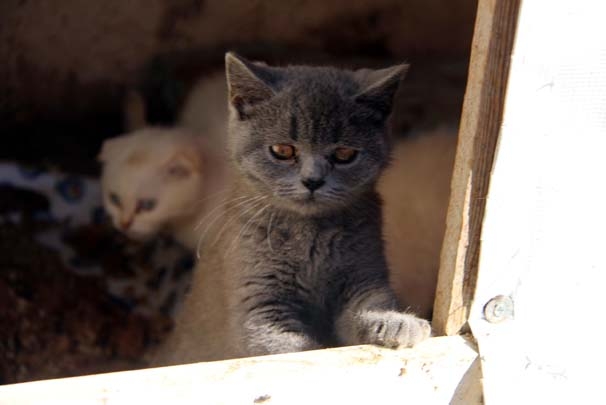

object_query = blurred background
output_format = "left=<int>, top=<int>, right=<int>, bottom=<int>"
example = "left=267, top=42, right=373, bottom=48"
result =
left=1, top=0, right=476, bottom=173
left=0, top=0, right=477, bottom=384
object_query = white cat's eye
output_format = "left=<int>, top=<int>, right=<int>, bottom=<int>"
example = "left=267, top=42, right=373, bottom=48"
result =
left=137, top=198, right=157, bottom=212
left=270, top=144, right=296, bottom=161
left=109, top=192, right=121, bottom=207
left=332, top=147, right=358, bottom=164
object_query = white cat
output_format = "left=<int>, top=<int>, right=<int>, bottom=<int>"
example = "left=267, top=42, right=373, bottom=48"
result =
left=179, top=71, right=229, bottom=148
left=99, top=73, right=229, bottom=249
left=379, top=127, right=457, bottom=319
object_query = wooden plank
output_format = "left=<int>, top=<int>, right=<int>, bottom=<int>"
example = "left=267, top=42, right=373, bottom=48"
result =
left=468, top=0, right=606, bottom=402
left=432, top=0, right=520, bottom=336
left=0, top=336, right=481, bottom=405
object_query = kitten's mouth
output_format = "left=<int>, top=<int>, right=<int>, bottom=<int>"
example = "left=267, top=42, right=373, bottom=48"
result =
left=291, top=191, right=319, bottom=204
left=288, top=192, right=333, bottom=210
left=276, top=192, right=343, bottom=216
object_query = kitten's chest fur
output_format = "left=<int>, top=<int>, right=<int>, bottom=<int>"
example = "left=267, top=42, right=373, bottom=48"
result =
left=228, top=197, right=384, bottom=344
left=246, top=213, right=342, bottom=284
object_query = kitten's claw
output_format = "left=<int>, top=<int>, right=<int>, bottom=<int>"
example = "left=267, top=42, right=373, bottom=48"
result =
left=356, top=310, right=431, bottom=348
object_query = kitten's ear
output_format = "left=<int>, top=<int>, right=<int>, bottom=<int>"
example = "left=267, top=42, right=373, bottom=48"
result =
left=225, top=52, right=276, bottom=119
left=354, top=64, right=409, bottom=116
left=164, top=150, right=201, bottom=179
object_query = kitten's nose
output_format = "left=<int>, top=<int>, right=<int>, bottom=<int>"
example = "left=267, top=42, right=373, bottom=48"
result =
left=301, top=178, right=325, bottom=192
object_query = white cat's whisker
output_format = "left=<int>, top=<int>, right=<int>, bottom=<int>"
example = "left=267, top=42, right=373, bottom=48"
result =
left=195, top=195, right=265, bottom=258
left=210, top=197, right=268, bottom=247
left=227, top=203, right=271, bottom=254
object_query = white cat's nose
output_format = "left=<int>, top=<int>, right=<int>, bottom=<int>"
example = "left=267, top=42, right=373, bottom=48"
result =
left=120, top=218, right=133, bottom=230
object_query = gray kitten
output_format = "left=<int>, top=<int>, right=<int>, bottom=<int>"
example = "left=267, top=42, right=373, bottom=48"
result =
left=155, top=53, right=431, bottom=364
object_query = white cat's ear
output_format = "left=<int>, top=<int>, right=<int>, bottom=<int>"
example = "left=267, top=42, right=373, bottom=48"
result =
left=354, top=64, right=409, bottom=116
left=225, top=52, right=276, bottom=119
left=164, top=151, right=201, bottom=179
left=98, top=137, right=123, bottom=162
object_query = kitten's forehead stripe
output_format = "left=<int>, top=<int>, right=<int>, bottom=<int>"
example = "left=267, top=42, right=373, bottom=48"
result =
left=331, top=120, right=341, bottom=144
left=262, top=69, right=339, bottom=134
left=289, top=114, right=298, bottom=141
left=310, top=115, right=318, bottom=145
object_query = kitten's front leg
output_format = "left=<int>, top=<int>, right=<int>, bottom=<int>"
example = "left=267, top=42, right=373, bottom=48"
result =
left=335, top=282, right=431, bottom=349
left=242, top=323, right=321, bottom=356
left=237, top=279, right=321, bottom=356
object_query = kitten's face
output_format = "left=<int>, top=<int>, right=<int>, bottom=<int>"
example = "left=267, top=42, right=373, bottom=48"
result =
left=225, top=54, right=407, bottom=215
left=99, top=129, right=204, bottom=240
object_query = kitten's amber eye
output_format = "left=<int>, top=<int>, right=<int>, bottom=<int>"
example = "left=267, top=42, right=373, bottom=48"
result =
left=109, top=192, right=121, bottom=207
left=137, top=198, right=157, bottom=213
left=270, top=144, right=296, bottom=161
left=332, top=147, right=358, bottom=164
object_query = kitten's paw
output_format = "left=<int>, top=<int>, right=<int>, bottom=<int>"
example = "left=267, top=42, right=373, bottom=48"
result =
left=356, top=310, right=431, bottom=348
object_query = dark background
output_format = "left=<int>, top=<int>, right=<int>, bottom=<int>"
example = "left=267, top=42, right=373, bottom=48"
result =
left=1, top=0, right=477, bottom=174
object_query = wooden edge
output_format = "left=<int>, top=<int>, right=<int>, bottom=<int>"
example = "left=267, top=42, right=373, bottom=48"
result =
left=432, top=0, right=520, bottom=336
left=0, top=336, right=481, bottom=405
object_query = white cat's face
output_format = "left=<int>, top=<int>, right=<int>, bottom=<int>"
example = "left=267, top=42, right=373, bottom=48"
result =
left=99, top=129, right=205, bottom=241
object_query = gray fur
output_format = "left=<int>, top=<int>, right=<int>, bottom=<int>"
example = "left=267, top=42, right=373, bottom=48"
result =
left=220, top=53, right=430, bottom=356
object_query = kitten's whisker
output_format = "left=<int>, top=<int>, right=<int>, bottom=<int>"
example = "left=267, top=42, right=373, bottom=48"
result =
left=197, top=195, right=264, bottom=244
left=230, top=203, right=271, bottom=253
left=228, top=203, right=271, bottom=254
left=267, top=212, right=275, bottom=252
left=194, top=195, right=251, bottom=231
left=211, top=197, right=268, bottom=247
left=195, top=195, right=264, bottom=258
left=193, top=196, right=232, bottom=231
left=192, top=188, right=232, bottom=207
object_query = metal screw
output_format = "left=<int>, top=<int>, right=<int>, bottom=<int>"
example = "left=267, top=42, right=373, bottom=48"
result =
left=483, top=295, right=514, bottom=323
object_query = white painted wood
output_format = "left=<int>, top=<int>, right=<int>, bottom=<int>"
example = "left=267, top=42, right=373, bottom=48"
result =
left=433, top=0, right=518, bottom=336
left=0, top=336, right=480, bottom=405
left=469, top=0, right=606, bottom=403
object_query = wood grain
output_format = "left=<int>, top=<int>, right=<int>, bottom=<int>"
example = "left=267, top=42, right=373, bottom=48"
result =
left=432, top=0, right=520, bottom=336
